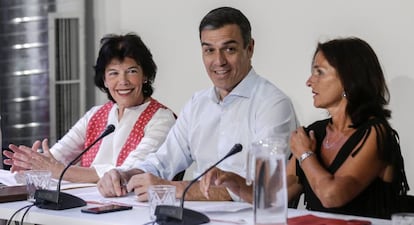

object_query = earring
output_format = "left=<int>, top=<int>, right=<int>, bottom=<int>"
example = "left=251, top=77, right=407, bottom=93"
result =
left=342, top=91, right=347, bottom=97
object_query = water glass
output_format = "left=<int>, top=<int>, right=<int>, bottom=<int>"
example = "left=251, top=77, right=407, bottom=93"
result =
left=24, top=170, right=51, bottom=202
left=148, top=185, right=176, bottom=220
left=392, top=213, right=414, bottom=225
left=247, top=138, right=288, bottom=225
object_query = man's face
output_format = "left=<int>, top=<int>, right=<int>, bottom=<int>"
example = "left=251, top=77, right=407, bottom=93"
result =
left=200, top=24, right=254, bottom=99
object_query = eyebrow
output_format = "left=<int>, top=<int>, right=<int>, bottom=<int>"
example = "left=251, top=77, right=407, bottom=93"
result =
left=312, top=63, right=322, bottom=69
left=201, top=40, right=238, bottom=47
left=105, top=65, right=139, bottom=72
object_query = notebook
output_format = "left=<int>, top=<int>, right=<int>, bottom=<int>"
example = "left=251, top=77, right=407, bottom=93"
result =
left=288, top=214, right=371, bottom=225
left=0, top=185, right=28, bottom=203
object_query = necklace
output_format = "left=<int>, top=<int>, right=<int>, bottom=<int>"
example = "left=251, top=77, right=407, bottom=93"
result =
left=323, top=129, right=347, bottom=150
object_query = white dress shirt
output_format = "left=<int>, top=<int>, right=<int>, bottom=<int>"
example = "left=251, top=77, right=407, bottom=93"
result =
left=136, top=69, right=298, bottom=181
left=50, top=100, right=176, bottom=177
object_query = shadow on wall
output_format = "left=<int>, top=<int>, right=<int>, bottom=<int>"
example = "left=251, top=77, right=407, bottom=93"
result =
left=389, top=75, right=414, bottom=194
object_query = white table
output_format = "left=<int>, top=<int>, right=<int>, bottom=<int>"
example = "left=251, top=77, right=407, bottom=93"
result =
left=0, top=187, right=392, bottom=225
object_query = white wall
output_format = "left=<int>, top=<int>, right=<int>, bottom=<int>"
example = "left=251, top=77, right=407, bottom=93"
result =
left=93, top=0, right=414, bottom=194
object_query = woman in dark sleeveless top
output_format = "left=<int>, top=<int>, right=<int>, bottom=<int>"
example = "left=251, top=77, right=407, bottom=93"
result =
left=287, top=37, right=410, bottom=219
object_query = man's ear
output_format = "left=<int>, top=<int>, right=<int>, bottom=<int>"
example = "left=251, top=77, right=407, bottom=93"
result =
left=247, top=38, right=255, bottom=57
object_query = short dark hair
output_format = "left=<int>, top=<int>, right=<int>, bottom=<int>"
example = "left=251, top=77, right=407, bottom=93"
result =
left=94, top=33, right=157, bottom=102
left=199, top=6, right=251, bottom=48
left=314, top=37, right=391, bottom=127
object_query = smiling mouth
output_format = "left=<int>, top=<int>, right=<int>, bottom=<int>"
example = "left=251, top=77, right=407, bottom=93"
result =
left=214, top=69, right=230, bottom=75
left=117, top=89, right=133, bottom=95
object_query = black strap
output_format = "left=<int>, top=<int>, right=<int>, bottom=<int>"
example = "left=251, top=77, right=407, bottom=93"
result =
left=328, top=126, right=370, bottom=173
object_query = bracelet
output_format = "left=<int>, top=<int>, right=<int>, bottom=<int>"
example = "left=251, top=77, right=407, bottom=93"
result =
left=299, top=151, right=314, bottom=166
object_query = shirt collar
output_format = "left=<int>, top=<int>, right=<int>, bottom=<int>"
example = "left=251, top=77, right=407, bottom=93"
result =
left=209, top=68, right=257, bottom=103
left=113, top=100, right=150, bottom=113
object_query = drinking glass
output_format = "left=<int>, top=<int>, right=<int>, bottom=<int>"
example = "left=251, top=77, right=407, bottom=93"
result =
left=246, top=137, right=288, bottom=225
left=148, top=185, right=176, bottom=220
left=24, top=170, right=51, bottom=202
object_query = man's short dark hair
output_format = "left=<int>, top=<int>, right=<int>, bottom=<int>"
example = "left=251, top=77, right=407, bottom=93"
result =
left=199, top=6, right=252, bottom=48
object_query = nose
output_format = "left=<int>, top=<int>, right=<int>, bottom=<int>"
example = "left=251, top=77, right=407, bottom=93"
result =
left=213, top=51, right=227, bottom=66
left=306, top=74, right=314, bottom=87
left=118, top=72, right=130, bottom=85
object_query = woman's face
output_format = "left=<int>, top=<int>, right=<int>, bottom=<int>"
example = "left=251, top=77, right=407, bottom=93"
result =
left=104, top=57, right=145, bottom=109
left=306, top=51, right=345, bottom=110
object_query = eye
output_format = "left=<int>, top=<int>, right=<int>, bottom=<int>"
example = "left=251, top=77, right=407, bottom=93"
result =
left=312, top=67, right=324, bottom=76
left=202, top=45, right=214, bottom=55
left=127, top=68, right=139, bottom=74
left=225, top=47, right=236, bottom=53
left=107, top=70, right=118, bottom=76
left=316, top=69, right=323, bottom=75
left=203, top=47, right=214, bottom=54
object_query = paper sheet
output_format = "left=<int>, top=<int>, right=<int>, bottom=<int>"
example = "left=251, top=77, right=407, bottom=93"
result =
left=75, top=189, right=148, bottom=207
left=72, top=187, right=252, bottom=213
left=0, top=169, right=96, bottom=190
left=0, top=169, right=21, bottom=186
left=184, top=201, right=252, bottom=212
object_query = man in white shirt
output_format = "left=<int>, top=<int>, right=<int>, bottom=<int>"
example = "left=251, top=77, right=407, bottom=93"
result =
left=97, top=6, right=298, bottom=201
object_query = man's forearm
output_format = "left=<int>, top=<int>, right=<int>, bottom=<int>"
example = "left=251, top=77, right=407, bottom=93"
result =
left=175, top=181, right=232, bottom=201
left=124, top=168, right=144, bottom=181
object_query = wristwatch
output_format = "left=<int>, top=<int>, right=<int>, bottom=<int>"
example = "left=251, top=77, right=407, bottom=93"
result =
left=299, top=151, right=314, bottom=166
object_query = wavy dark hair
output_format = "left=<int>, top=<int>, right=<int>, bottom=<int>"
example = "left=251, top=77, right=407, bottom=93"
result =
left=313, top=38, right=410, bottom=216
left=199, top=6, right=251, bottom=48
left=314, top=37, right=391, bottom=127
left=94, top=33, right=157, bottom=102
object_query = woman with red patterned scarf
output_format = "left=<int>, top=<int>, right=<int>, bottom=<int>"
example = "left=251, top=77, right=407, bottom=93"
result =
left=3, top=33, right=176, bottom=183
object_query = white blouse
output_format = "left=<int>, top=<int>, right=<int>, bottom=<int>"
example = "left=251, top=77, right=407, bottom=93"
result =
left=50, top=101, right=176, bottom=177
